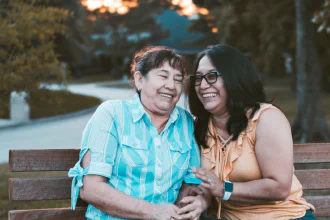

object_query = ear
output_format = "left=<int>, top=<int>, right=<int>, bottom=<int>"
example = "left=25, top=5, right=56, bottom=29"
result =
left=134, top=71, right=143, bottom=91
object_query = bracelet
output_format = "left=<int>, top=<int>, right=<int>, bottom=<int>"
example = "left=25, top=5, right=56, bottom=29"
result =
left=221, top=180, right=233, bottom=201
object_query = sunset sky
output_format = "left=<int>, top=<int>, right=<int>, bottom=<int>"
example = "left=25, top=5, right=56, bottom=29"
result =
left=81, top=0, right=208, bottom=16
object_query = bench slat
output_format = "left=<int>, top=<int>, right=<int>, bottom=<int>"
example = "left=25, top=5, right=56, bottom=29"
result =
left=8, top=144, right=330, bottom=172
left=8, top=177, right=88, bottom=206
left=8, top=207, right=87, bottom=220
left=294, top=143, right=330, bottom=163
left=8, top=172, right=330, bottom=201
left=9, top=149, right=80, bottom=172
left=9, top=171, right=330, bottom=199
left=9, top=177, right=72, bottom=200
left=295, top=169, right=330, bottom=190
left=305, top=195, right=330, bottom=217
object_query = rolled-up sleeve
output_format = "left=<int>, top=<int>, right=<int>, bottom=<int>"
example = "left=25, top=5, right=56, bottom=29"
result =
left=68, top=101, right=119, bottom=209
left=183, top=117, right=202, bottom=185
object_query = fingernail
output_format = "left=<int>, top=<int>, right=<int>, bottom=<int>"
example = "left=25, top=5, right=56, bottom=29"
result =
left=192, top=167, right=196, bottom=172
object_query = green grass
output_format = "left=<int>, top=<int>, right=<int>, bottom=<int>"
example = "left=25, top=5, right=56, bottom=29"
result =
left=0, top=89, right=101, bottom=119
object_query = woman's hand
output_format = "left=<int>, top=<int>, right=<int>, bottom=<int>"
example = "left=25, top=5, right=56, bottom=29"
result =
left=176, top=183, right=203, bottom=208
left=192, top=167, right=224, bottom=198
left=176, top=195, right=208, bottom=220
left=150, top=204, right=182, bottom=220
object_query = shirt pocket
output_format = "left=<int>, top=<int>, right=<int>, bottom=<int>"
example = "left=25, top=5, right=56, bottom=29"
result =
left=121, top=137, right=149, bottom=167
left=168, top=141, right=191, bottom=171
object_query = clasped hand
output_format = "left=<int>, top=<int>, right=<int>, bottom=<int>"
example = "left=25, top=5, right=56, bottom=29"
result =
left=151, top=185, right=206, bottom=220
left=192, top=167, right=224, bottom=198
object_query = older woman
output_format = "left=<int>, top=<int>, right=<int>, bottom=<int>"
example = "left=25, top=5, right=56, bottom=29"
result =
left=184, top=45, right=315, bottom=219
left=68, top=46, right=207, bottom=220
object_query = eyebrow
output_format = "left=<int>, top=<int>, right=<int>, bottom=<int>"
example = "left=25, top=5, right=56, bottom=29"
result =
left=160, top=69, right=183, bottom=77
left=196, top=69, right=217, bottom=75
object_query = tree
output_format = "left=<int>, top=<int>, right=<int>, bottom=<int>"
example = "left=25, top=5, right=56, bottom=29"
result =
left=292, top=0, right=330, bottom=142
left=191, top=0, right=296, bottom=77
left=76, top=0, right=171, bottom=78
left=191, top=0, right=330, bottom=142
left=0, top=0, right=72, bottom=95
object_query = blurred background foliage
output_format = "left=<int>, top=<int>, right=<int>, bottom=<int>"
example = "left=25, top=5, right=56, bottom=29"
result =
left=0, top=0, right=72, bottom=95
left=0, top=0, right=329, bottom=140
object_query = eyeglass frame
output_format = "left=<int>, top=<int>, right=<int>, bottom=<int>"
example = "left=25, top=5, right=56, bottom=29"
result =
left=188, top=71, right=222, bottom=86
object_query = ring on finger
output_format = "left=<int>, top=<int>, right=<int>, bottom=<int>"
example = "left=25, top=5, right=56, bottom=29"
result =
left=207, top=178, right=212, bottom=183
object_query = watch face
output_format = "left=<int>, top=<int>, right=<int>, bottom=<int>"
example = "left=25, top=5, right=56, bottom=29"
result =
left=225, top=181, right=233, bottom=192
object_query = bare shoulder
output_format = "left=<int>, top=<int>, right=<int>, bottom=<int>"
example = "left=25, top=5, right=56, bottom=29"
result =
left=257, top=107, right=290, bottom=130
left=255, top=107, right=292, bottom=144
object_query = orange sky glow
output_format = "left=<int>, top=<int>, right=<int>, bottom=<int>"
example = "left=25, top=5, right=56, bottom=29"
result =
left=81, top=0, right=208, bottom=16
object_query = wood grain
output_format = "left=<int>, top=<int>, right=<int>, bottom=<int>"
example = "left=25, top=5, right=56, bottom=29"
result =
left=305, top=195, right=330, bottom=216
left=294, top=143, right=330, bottom=163
left=8, top=207, right=87, bottom=220
left=9, top=149, right=80, bottom=172
left=295, top=169, right=330, bottom=190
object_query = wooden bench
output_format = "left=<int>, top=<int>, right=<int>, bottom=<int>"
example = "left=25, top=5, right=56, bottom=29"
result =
left=8, top=143, right=330, bottom=219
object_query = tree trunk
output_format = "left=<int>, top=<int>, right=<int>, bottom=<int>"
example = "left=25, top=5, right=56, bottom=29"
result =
left=292, top=0, right=330, bottom=142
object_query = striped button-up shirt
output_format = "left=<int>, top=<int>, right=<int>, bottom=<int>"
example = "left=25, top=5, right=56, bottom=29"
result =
left=68, top=94, right=201, bottom=220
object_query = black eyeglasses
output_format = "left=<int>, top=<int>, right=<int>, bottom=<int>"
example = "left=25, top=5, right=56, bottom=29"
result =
left=189, top=71, right=221, bottom=86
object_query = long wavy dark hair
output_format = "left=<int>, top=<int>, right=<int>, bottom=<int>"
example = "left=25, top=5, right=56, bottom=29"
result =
left=188, top=44, right=268, bottom=147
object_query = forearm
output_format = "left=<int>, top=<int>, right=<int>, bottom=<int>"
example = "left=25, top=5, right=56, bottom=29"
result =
left=81, top=181, right=154, bottom=219
left=227, top=179, right=290, bottom=204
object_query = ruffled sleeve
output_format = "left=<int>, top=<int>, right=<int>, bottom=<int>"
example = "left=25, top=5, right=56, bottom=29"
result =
left=223, top=133, right=244, bottom=180
left=201, top=137, right=217, bottom=171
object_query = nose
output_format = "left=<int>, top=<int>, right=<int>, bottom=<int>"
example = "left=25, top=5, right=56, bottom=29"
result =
left=165, top=78, right=175, bottom=90
left=199, top=77, right=210, bottom=89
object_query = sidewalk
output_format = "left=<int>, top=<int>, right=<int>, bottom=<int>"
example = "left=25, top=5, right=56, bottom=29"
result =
left=0, top=119, right=23, bottom=128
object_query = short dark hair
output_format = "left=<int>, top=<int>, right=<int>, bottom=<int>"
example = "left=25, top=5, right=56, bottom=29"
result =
left=131, top=46, right=187, bottom=76
left=187, top=44, right=268, bottom=147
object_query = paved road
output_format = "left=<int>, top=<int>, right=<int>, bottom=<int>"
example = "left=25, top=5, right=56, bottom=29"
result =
left=0, top=82, right=187, bottom=163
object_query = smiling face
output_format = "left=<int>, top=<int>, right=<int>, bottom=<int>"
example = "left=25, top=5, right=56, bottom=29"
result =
left=135, top=61, right=184, bottom=116
left=195, top=56, right=228, bottom=116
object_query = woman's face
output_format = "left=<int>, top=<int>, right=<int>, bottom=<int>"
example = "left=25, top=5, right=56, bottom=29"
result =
left=135, top=61, right=184, bottom=116
left=195, top=56, right=228, bottom=115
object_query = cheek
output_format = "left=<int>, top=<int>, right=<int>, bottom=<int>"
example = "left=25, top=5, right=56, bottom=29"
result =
left=176, top=85, right=183, bottom=94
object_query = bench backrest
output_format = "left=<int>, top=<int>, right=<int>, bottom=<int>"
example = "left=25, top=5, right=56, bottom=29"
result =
left=8, top=143, right=330, bottom=219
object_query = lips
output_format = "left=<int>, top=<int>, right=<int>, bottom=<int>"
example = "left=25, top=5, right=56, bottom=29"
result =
left=159, top=93, right=174, bottom=98
left=202, top=93, right=217, bottom=98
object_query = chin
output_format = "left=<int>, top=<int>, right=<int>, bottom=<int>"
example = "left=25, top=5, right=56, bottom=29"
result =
left=157, top=104, right=174, bottom=112
left=204, top=104, right=219, bottom=113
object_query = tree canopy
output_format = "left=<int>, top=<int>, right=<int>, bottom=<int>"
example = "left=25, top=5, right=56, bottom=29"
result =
left=0, top=0, right=72, bottom=94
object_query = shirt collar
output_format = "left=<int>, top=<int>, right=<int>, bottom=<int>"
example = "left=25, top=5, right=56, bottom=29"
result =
left=129, top=93, right=180, bottom=124
left=129, top=94, right=146, bottom=123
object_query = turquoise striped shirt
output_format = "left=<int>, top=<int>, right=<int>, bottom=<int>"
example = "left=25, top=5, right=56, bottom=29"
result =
left=68, top=94, right=201, bottom=220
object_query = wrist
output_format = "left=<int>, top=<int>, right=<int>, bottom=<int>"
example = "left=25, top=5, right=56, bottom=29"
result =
left=197, top=195, right=209, bottom=211
left=141, top=203, right=156, bottom=219
left=215, top=181, right=224, bottom=198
